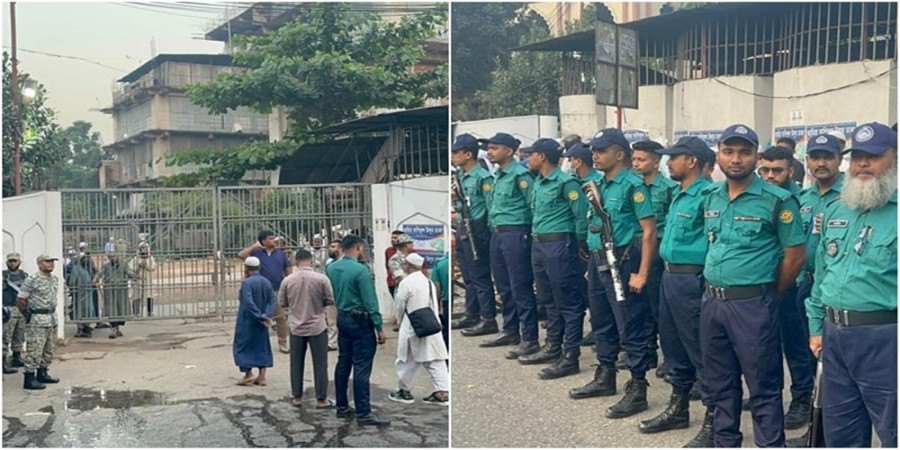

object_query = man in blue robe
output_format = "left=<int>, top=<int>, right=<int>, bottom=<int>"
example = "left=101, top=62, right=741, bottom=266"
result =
left=233, top=256, right=276, bottom=386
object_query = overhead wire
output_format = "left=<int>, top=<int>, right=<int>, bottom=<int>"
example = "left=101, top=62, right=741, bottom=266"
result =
left=2, top=46, right=129, bottom=72
left=711, top=66, right=895, bottom=99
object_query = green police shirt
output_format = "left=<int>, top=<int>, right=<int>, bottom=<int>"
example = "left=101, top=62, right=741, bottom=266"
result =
left=587, top=169, right=654, bottom=250
left=577, top=170, right=603, bottom=185
left=703, top=175, right=805, bottom=287
left=798, top=174, right=845, bottom=277
left=659, top=177, right=713, bottom=265
left=645, top=173, right=678, bottom=237
left=455, top=165, right=493, bottom=226
left=531, top=167, right=590, bottom=240
left=326, top=256, right=383, bottom=332
left=806, top=191, right=898, bottom=336
left=487, top=162, right=534, bottom=227
left=430, top=254, right=450, bottom=303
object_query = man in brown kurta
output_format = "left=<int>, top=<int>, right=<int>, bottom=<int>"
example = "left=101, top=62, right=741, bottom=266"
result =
left=278, top=249, right=335, bottom=408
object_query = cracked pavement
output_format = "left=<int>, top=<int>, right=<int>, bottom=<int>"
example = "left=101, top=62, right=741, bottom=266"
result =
left=2, top=319, right=448, bottom=447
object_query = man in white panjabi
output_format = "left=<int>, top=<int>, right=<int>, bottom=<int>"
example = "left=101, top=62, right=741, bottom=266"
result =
left=388, top=253, right=449, bottom=406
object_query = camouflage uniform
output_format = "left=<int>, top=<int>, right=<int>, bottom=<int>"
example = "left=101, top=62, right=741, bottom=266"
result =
left=18, top=273, right=59, bottom=372
left=3, top=269, right=28, bottom=360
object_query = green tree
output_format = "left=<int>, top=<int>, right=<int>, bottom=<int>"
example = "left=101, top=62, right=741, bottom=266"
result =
left=473, top=15, right=561, bottom=118
left=2, top=52, right=68, bottom=196
left=58, top=121, right=112, bottom=189
left=164, top=3, right=447, bottom=185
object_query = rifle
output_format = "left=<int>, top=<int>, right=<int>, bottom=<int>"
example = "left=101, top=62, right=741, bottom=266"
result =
left=806, top=359, right=825, bottom=447
left=581, top=180, right=626, bottom=302
left=451, top=167, right=480, bottom=260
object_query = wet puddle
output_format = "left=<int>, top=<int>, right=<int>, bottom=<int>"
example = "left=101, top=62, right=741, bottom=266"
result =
left=63, top=387, right=169, bottom=411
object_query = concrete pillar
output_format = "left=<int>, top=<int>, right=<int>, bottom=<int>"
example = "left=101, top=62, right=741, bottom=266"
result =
left=559, top=95, right=607, bottom=138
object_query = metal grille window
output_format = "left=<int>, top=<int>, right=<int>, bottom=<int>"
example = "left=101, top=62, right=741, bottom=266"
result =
left=391, top=123, right=448, bottom=181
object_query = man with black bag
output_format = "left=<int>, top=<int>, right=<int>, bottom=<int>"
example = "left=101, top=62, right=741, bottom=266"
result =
left=389, top=253, right=449, bottom=406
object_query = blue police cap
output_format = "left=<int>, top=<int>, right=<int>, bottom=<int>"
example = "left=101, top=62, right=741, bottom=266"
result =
left=519, top=146, right=534, bottom=157
left=806, top=134, right=843, bottom=155
left=452, top=133, right=479, bottom=153
left=478, top=132, right=520, bottom=151
left=530, top=138, right=562, bottom=157
left=589, top=128, right=630, bottom=150
left=719, top=124, right=759, bottom=148
left=846, top=122, right=898, bottom=155
left=563, top=142, right=592, bottom=162
left=702, top=147, right=717, bottom=165
left=658, top=136, right=710, bottom=160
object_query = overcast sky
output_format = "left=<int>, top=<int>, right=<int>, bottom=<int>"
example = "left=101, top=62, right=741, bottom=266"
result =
left=2, top=2, right=233, bottom=144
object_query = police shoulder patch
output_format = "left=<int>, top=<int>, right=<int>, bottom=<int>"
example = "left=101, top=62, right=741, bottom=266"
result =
left=633, top=191, right=646, bottom=203
left=779, top=210, right=794, bottom=224
left=519, top=180, right=529, bottom=189
left=567, top=190, right=579, bottom=201
left=483, top=183, right=492, bottom=192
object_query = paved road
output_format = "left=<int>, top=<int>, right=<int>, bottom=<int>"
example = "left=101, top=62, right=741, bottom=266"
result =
left=449, top=298, right=810, bottom=448
left=2, top=319, right=447, bottom=447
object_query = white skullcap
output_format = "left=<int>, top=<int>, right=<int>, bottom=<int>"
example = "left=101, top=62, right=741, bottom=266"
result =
left=78, top=242, right=88, bottom=248
left=245, top=256, right=261, bottom=268
left=405, top=253, right=424, bottom=268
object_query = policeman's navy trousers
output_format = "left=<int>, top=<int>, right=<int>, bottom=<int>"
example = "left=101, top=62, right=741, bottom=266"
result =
left=700, top=288, right=784, bottom=447
left=658, top=270, right=710, bottom=406
left=334, top=312, right=377, bottom=416
left=822, top=320, right=897, bottom=448
left=779, top=281, right=815, bottom=399
left=455, top=224, right=496, bottom=320
left=489, top=229, right=538, bottom=341
left=643, top=251, right=664, bottom=350
left=586, top=245, right=652, bottom=375
left=531, top=236, right=585, bottom=353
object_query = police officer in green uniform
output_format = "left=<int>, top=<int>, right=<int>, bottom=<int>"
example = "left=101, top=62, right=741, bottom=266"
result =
left=569, top=129, right=658, bottom=420
left=631, top=140, right=677, bottom=374
left=480, top=133, right=541, bottom=358
left=327, top=235, right=390, bottom=427
left=637, top=137, right=715, bottom=446
left=17, top=255, right=62, bottom=390
left=451, top=133, right=498, bottom=336
left=516, top=138, right=590, bottom=381
left=805, top=122, right=896, bottom=448
left=701, top=124, right=805, bottom=447
left=757, top=145, right=818, bottom=426
left=563, top=142, right=602, bottom=348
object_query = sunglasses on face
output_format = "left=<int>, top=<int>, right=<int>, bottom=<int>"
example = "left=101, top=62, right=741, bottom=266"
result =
left=757, top=167, right=787, bottom=175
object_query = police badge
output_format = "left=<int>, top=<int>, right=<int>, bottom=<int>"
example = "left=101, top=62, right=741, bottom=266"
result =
left=826, top=240, right=839, bottom=257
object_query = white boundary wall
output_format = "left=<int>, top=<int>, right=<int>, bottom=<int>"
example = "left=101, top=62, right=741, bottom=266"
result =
left=2, top=191, right=66, bottom=339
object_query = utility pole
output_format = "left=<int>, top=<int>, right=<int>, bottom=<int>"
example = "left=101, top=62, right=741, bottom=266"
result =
left=10, top=2, right=21, bottom=195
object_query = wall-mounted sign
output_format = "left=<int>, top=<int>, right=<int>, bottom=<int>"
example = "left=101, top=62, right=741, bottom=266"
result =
left=594, top=21, right=639, bottom=109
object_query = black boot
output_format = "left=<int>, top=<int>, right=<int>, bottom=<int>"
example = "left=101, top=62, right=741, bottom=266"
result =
left=655, top=360, right=669, bottom=378
left=539, top=350, right=580, bottom=380
left=451, top=315, right=479, bottom=330
left=683, top=410, right=714, bottom=448
left=784, top=392, right=812, bottom=430
left=581, top=333, right=595, bottom=347
left=517, top=342, right=561, bottom=365
left=461, top=319, right=498, bottom=337
left=505, top=340, right=540, bottom=360
left=785, top=430, right=810, bottom=448
left=605, top=378, right=649, bottom=418
left=689, top=379, right=701, bottom=401
left=23, top=371, right=45, bottom=390
left=37, top=368, right=59, bottom=384
left=3, top=358, right=17, bottom=374
left=569, top=364, right=616, bottom=399
left=11, top=351, right=24, bottom=368
left=638, top=393, right=690, bottom=433
left=478, top=332, right=519, bottom=347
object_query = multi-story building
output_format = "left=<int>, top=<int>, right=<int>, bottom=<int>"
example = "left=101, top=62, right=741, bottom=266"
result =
left=100, top=54, right=269, bottom=187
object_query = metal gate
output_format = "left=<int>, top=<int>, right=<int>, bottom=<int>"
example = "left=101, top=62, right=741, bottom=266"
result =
left=61, top=184, right=372, bottom=323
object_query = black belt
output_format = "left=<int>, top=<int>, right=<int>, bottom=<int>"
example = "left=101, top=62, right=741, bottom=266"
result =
left=590, top=245, right=629, bottom=261
left=664, top=262, right=704, bottom=274
left=705, top=284, right=767, bottom=301
left=339, top=309, right=371, bottom=317
left=30, top=308, right=52, bottom=314
left=532, top=233, right=572, bottom=243
left=494, top=225, right=530, bottom=233
left=825, top=306, right=897, bottom=327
